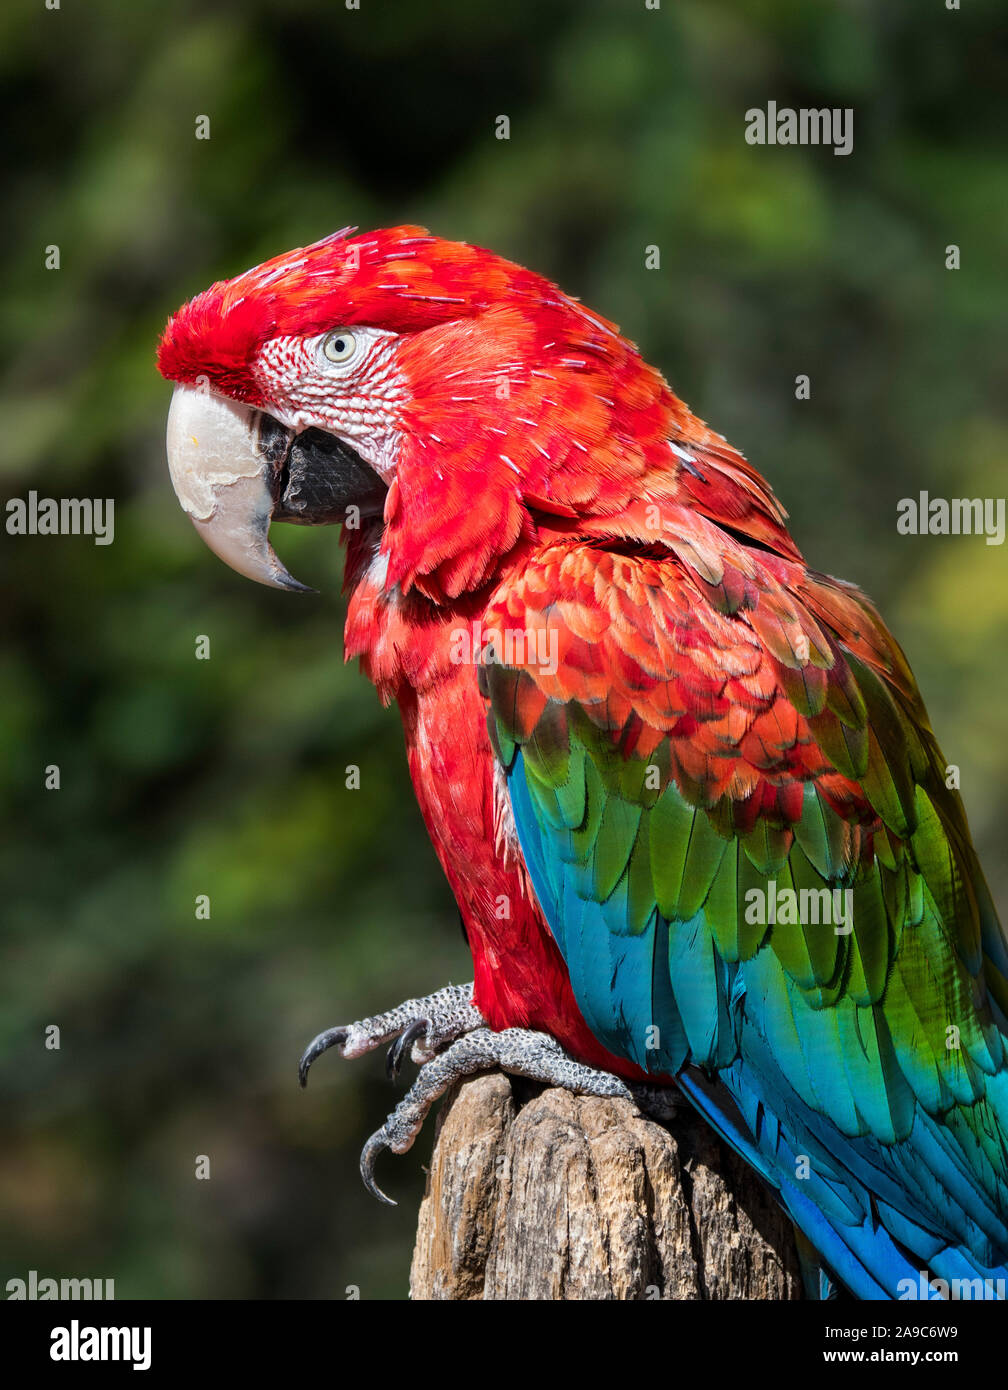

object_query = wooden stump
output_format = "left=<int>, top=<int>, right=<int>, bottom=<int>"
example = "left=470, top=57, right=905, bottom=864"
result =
left=410, top=1073, right=802, bottom=1300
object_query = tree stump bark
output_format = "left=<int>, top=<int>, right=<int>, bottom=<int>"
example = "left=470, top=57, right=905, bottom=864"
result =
left=410, top=1072, right=802, bottom=1300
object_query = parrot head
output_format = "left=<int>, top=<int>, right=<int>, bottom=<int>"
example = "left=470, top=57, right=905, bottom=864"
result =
left=156, top=225, right=712, bottom=600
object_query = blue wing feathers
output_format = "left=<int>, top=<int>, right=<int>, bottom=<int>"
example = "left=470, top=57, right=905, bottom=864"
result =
left=507, top=749, right=1008, bottom=1299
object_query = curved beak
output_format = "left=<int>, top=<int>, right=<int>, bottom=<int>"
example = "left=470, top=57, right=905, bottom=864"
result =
left=165, top=385, right=388, bottom=592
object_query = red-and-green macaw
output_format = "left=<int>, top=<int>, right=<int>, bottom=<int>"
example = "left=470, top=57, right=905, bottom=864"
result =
left=158, top=227, right=1008, bottom=1300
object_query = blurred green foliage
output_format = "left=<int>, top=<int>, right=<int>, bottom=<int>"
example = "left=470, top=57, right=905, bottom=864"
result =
left=1, top=0, right=1005, bottom=1298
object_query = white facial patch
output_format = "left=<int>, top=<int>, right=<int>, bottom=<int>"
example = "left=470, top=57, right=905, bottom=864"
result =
left=256, top=325, right=406, bottom=482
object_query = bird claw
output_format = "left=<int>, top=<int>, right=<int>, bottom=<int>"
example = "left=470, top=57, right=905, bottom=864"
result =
left=298, top=1025, right=349, bottom=1088
left=359, top=1097, right=434, bottom=1207
left=385, top=1018, right=428, bottom=1082
left=297, top=982, right=484, bottom=1089
left=360, top=1129, right=397, bottom=1206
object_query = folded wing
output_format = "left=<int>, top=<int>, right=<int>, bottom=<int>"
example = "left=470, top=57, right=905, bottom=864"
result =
left=482, top=525, right=1008, bottom=1297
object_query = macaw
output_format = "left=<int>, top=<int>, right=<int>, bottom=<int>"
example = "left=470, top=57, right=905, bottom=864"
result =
left=158, top=226, right=1008, bottom=1300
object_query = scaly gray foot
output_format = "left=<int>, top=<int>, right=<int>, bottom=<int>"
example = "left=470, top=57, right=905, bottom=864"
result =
left=297, top=982, right=484, bottom=1088
left=299, top=993, right=679, bottom=1204
left=357, top=1026, right=660, bottom=1205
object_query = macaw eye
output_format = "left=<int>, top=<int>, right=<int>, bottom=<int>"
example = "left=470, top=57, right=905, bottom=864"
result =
left=321, top=329, right=358, bottom=365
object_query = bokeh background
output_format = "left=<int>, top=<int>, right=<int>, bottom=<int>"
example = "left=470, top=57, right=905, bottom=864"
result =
left=1, top=0, right=1005, bottom=1298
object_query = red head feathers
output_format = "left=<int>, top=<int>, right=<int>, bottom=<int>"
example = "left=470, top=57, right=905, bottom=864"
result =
left=158, top=226, right=797, bottom=601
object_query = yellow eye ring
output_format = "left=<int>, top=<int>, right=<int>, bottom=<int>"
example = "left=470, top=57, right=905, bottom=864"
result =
left=322, top=329, right=358, bottom=364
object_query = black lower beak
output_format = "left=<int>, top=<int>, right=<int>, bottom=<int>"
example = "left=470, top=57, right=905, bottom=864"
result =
left=263, top=418, right=388, bottom=526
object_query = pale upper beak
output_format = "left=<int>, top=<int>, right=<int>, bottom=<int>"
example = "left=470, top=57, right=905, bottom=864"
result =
left=165, top=385, right=387, bottom=591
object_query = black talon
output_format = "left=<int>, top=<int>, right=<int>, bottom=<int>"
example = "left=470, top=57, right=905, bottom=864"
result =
left=298, top=1025, right=350, bottom=1089
left=385, top=1018, right=428, bottom=1082
left=360, top=1131, right=396, bottom=1206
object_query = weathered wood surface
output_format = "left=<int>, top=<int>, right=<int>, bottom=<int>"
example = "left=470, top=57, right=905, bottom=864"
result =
left=410, top=1072, right=802, bottom=1300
